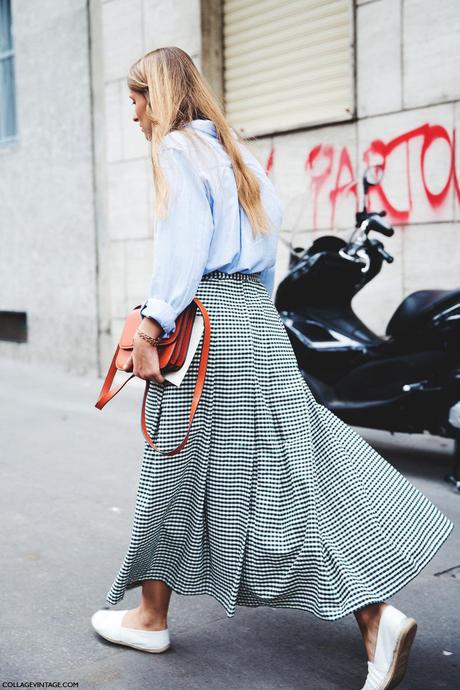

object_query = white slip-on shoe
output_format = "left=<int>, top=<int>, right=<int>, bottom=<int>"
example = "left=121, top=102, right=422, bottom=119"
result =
left=359, top=604, right=417, bottom=690
left=91, top=609, right=171, bottom=653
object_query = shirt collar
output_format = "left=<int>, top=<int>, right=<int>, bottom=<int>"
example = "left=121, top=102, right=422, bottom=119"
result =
left=187, top=119, right=218, bottom=138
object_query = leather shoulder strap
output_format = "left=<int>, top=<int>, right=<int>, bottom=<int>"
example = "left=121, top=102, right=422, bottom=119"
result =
left=140, top=297, right=211, bottom=455
left=94, top=346, right=135, bottom=409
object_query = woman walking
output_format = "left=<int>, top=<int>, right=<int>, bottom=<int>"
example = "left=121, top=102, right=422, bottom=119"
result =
left=91, top=47, right=454, bottom=690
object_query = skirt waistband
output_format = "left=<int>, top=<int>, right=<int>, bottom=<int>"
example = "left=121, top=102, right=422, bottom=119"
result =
left=202, top=270, right=262, bottom=282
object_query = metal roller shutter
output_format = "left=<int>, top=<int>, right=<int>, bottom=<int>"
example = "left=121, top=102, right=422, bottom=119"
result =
left=223, top=0, right=354, bottom=137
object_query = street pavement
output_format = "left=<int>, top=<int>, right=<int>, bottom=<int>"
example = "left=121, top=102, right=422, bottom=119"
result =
left=0, top=356, right=459, bottom=690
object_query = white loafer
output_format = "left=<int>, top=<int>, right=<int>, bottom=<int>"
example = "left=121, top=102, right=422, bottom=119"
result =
left=360, top=604, right=417, bottom=690
left=91, top=609, right=171, bottom=653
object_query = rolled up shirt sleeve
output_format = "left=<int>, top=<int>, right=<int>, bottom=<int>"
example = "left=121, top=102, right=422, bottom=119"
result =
left=139, top=146, right=214, bottom=338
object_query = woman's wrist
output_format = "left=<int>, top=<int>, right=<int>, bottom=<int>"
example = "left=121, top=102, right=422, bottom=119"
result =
left=140, top=316, right=164, bottom=339
left=136, top=329, right=163, bottom=347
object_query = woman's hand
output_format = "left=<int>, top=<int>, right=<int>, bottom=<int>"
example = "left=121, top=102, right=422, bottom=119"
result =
left=123, top=317, right=166, bottom=384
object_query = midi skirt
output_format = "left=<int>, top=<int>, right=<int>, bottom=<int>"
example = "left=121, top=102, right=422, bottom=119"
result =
left=105, top=270, right=454, bottom=621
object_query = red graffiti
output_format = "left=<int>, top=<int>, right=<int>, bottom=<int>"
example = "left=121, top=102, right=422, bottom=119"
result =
left=272, top=123, right=460, bottom=229
left=363, top=124, right=458, bottom=223
left=328, top=147, right=358, bottom=228
left=306, top=145, right=334, bottom=228
left=266, top=147, right=274, bottom=176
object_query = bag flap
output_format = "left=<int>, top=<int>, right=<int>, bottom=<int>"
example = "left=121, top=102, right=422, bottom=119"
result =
left=119, top=308, right=142, bottom=349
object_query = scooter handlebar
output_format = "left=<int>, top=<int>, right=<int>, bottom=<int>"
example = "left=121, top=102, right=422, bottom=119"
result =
left=377, top=246, right=394, bottom=263
left=366, top=215, right=394, bottom=237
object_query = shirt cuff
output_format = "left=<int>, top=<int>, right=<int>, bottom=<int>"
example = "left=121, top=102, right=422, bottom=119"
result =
left=139, top=297, right=177, bottom=339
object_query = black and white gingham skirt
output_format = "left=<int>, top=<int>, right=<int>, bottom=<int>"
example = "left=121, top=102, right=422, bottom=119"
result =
left=106, top=270, right=454, bottom=620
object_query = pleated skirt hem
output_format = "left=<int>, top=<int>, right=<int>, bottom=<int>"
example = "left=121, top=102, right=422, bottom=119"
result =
left=105, top=516, right=453, bottom=621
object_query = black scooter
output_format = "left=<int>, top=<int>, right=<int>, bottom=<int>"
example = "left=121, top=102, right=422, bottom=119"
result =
left=274, top=167, right=460, bottom=490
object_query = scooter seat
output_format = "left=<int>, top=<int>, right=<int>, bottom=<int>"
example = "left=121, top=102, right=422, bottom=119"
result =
left=386, top=288, right=460, bottom=337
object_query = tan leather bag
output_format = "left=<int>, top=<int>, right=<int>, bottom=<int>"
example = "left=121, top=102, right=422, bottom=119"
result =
left=95, top=298, right=211, bottom=455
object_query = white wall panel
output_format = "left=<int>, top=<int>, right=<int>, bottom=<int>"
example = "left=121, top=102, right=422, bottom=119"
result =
left=357, top=0, right=402, bottom=117
left=403, top=0, right=460, bottom=108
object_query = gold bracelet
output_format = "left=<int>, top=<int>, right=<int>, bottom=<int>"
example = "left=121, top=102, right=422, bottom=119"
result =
left=136, top=328, right=163, bottom=347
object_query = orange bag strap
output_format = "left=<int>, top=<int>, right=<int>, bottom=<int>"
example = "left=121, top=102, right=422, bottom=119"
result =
left=141, top=297, right=211, bottom=456
left=95, top=297, right=211, bottom=456
left=94, top=347, right=135, bottom=410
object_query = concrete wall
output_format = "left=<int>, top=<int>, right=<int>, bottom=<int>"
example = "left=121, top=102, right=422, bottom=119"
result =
left=0, top=0, right=99, bottom=374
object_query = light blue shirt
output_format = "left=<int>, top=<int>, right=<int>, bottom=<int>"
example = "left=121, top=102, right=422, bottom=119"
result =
left=139, top=119, right=284, bottom=338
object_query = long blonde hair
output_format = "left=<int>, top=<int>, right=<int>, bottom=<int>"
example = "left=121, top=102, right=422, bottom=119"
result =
left=127, top=46, right=273, bottom=237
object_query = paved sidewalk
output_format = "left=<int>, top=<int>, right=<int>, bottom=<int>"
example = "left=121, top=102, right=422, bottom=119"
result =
left=0, top=356, right=458, bottom=690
